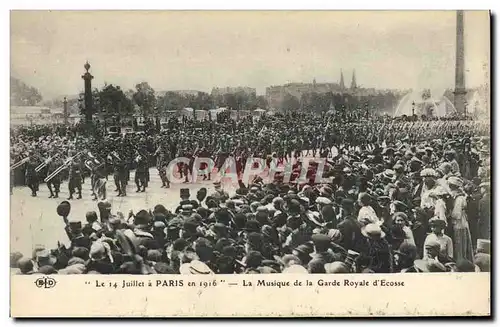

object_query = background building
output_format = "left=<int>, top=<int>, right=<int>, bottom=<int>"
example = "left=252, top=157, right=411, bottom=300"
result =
left=211, top=86, right=256, bottom=97
left=265, top=70, right=358, bottom=109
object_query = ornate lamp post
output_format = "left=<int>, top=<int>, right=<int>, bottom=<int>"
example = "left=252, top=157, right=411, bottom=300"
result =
left=81, top=61, right=94, bottom=124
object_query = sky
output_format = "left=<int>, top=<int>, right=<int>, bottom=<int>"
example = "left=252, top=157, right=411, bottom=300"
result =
left=10, top=10, right=490, bottom=99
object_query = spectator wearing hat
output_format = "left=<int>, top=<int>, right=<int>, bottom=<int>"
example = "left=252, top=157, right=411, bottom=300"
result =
left=16, top=257, right=35, bottom=275
left=448, top=177, right=474, bottom=262
left=163, top=217, right=182, bottom=248
left=245, top=231, right=268, bottom=260
left=282, top=264, right=308, bottom=274
left=476, top=239, right=490, bottom=256
left=473, top=253, right=490, bottom=272
left=179, top=260, right=214, bottom=275
left=341, top=167, right=356, bottom=191
left=193, top=237, right=216, bottom=270
left=309, top=234, right=336, bottom=264
left=444, top=150, right=460, bottom=176
left=283, top=214, right=310, bottom=253
left=151, top=221, right=167, bottom=249
left=97, top=200, right=112, bottom=224
left=83, top=211, right=104, bottom=240
left=424, top=218, right=453, bottom=261
left=66, top=220, right=91, bottom=250
left=324, top=262, right=350, bottom=274
left=393, top=164, right=410, bottom=188
left=360, top=223, right=392, bottom=273
left=292, top=243, right=314, bottom=267
left=132, top=210, right=154, bottom=244
left=242, top=251, right=265, bottom=273
left=413, top=258, right=446, bottom=273
left=394, top=241, right=418, bottom=273
left=36, top=265, right=58, bottom=275
left=307, top=258, right=326, bottom=274
left=181, top=217, right=203, bottom=244
left=420, top=168, right=439, bottom=210
left=87, top=241, right=115, bottom=274
left=453, top=259, right=478, bottom=273
left=357, top=192, right=380, bottom=226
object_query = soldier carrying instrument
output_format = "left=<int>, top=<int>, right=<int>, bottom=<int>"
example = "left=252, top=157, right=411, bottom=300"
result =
left=47, top=153, right=63, bottom=198
left=135, top=151, right=148, bottom=193
left=156, top=143, right=171, bottom=188
left=86, top=152, right=107, bottom=201
left=109, top=151, right=127, bottom=197
left=25, top=152, right=40, bottom=197
left=67, top=155, right=83, bottom=200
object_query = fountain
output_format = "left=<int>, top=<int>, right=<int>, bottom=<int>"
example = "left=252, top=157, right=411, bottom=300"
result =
left=393, top=89, right=458, bottom=118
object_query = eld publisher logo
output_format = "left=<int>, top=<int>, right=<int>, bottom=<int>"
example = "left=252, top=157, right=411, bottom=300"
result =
left=35, top=277, right=57, bottom=289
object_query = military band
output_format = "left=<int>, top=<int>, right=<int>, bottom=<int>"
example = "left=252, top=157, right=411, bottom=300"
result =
left=25, top=155, right=40, bottom=197
left=46, top=154, right=62, bottom=198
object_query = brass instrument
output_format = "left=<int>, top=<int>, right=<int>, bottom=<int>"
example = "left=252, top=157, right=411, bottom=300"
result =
left=87, top=151, right=101, bottom=164
left=10, top=157, right=29, bottom=170
left=44, top=151, right=83, bottom=183
left=35, top=153, right=60, bottom=173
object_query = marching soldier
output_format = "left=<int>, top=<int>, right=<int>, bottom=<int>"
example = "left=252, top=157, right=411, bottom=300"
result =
left=86, top=154, right=107, bottom=201
left=47, top=155, right=62, bottom=198
left=68, top=156, right=83, bottom=200
left=111, top=152, right=127, bottom=197
left=93, top=163, right=108, bottom=201
left=156, top=144, right=171, bottom=188
left=25, top=154, right=40, bottom=197
left=135, top=152, right=148, bottom=193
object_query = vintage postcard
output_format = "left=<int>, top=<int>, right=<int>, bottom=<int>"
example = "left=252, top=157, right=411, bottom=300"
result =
left=10, top=10, right=491, bottom=317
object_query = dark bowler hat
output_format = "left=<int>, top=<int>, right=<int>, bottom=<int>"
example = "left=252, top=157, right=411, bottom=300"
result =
left=57, top=201, right=71, bottom=217
left=311, top=234, right=331, bottom=249
left=196, top=187, right=207, bottom=202
left=293, top=242, right=314, bottom=256
left=243, top=219, right=261, bottom=232
left=246, top=232, right=264, bottom=248
left=134, top=210, right=152, bottom=226
left=180, top=188, right=190, bottom=198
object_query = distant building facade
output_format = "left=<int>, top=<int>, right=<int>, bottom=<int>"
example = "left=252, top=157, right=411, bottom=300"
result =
left=265, top=70, right=359, bottom=109
left=211, top=86, right=256, bottom=97
left=157, top=90, right=203, bottom=97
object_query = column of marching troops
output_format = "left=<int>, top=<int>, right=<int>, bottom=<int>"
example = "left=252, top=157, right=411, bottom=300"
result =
left=13, top=148, right=151, bottom=201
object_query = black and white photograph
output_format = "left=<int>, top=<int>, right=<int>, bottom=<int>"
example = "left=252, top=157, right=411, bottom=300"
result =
left=8, top=9, right=492, bottom=317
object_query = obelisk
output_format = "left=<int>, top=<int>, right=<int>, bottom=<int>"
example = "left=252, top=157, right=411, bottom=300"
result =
left=63, top=97, right=68, bottom=125
left=81, top=61, right=94, bottom=124
left=454, top=10, right=466, bottom=114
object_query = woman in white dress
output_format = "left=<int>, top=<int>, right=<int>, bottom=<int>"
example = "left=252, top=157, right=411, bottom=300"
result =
left=448, top=176, right=474, bottom=262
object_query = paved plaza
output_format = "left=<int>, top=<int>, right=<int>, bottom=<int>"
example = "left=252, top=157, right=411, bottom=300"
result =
left=10, top=168, right=238, bottom=257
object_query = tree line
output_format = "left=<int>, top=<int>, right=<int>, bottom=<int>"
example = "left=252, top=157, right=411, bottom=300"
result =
left=79, top=82, right=270, bottom=118
left=10, top=77, right=43, bottom=106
